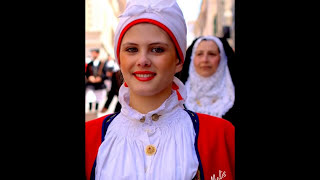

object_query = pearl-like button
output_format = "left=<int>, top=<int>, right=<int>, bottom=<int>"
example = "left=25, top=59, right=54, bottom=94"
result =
left=151, top=114, right=161, bottom=121
left=145, top=145, right=156, bottom=156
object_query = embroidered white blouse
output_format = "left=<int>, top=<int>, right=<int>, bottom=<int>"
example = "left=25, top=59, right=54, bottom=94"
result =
left=95, top=77, right=199, bottom=180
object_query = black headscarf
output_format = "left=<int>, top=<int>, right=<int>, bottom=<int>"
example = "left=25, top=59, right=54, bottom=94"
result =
left=175, top=36, right=202, bottom=83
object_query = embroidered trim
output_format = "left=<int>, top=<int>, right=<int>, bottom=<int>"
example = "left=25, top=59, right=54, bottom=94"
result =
left=184, top=109, right=204, bottom=180
left=211, top=170, right=227, bottom=180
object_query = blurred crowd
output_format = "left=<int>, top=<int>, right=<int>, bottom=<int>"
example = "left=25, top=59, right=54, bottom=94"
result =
left=85, top=48, right=122, bottom=121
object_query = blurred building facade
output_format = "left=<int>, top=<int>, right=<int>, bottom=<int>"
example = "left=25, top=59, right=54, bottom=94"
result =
left=193, top=0, right=235, bottom=49
left=85, top=0, right=126, bottom=60
left=85, top=0, right=235, bottom=60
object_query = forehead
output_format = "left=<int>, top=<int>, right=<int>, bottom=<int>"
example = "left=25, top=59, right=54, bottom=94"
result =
left=196, top=40, right=219, bottom=51
left=121, top=23, right=173, bottom=45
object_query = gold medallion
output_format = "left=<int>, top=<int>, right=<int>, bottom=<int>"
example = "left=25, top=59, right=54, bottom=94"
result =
left=145, top=145, right=157, bottom=156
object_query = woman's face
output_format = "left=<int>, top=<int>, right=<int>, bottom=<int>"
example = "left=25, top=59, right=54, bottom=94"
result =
left=193, top=40, right=221, bottom=77
left=119, top=23, right=182, bottom=97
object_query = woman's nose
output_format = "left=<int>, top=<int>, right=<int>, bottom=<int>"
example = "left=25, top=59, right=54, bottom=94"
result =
left=137, top=52, right=151, bottom=67
left=202, top=54, right=209, bottom=62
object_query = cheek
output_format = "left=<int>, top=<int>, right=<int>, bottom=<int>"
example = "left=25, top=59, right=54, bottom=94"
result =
left=193, top=57, right=201, bottom=69
left=211, top=56, right=221, bottom=68
left=119, top=53, right=133, bottom=69
left=207, top=57, right=221, bottom=74
left=119, top=56, right=131, bottom=80
left=158, top=53, right=178, bottom=69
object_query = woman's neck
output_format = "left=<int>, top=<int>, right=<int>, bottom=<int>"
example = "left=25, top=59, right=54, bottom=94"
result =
left=129, top=88, right=172, bottom=114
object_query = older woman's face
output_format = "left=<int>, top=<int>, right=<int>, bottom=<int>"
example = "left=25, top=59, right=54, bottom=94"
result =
left=119, top=23, right=182, bottom=97
left=193, top=40, right=221, bottom=77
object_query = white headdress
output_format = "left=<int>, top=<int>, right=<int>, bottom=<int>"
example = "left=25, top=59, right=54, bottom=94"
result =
left=185, top=36, right=235, bottom=117
left=114, top=0, right=187, bottom=65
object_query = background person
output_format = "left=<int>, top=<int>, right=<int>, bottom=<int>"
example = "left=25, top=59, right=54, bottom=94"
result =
left=177, top=35, right=237, bottom=125
left=85, top=48, right=107, bottom=113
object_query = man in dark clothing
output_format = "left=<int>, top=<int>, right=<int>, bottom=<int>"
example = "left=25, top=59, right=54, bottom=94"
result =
left=85, top=48, right=107, bottom=112
left=100, top=67, right=122, bottom=113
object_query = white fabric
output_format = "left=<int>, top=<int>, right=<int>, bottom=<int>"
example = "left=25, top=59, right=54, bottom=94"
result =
left=93, top=59, right=100, bottom=66
left=95, top=77, right=198, bottom=180
left=85, top=87, right=106, bottom=103
left=106, top=60, right=120, bottom=72
left=185, top=36, right=235, bottom=117
left=114, top=0, right=187, bottom=64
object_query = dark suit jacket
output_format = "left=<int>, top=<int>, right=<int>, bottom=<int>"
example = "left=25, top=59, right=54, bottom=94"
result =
left=85, top=60, right=107, bottom=90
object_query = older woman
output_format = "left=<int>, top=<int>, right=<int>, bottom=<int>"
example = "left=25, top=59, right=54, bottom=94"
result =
left=177, top=36, right=237, bottom=125
left=85, top=0, right=234, bottom=179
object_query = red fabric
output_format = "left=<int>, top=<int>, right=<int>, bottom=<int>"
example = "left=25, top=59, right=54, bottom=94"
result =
left=171, top=82, right=184, bottom=101
left=196, top=113, right=235, bottom=180
left=85, top=114, right=110, bottom=179
left=85, top=113, right=235, bottom=180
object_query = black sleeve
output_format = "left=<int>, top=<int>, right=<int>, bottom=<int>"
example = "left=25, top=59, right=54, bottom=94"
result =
left=85, top=63, right=92, bottom=78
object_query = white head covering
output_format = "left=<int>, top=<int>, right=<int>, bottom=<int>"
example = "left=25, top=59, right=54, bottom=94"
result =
left=185, top=36, right=235, bottom=117
left=114, top=0, right=187, bottom=65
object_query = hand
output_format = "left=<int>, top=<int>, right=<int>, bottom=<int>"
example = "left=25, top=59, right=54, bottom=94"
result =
left=88, top=76, right=96, bottom=83
left=106, top=71, right=113, bottom=78
left=95, top=76, right=102, bottom=83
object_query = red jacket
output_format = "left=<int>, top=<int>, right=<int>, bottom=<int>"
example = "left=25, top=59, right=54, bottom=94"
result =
left=85, top=112, right=234, bottom=180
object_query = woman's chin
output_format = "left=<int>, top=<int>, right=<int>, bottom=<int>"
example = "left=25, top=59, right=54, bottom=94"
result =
left=131, top=86, right=171, bottom=98
left=130, top=87, right=157, bottom=97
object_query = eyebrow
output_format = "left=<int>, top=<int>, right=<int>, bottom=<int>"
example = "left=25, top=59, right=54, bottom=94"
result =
left=121, top=42, right=138, bottom=46
left=149, top=42, right=169, bottom=47
left=121, top=42, right=169, bottom=47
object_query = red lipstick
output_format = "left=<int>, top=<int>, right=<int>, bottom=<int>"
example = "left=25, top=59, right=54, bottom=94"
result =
left=133, top=71, right=156, bottom=81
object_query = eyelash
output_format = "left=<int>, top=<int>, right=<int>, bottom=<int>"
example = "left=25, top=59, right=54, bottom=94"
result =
left=124, top=47, right=165, bottom=53
left=151, top=47, right=164, bottom=53
left=125, top=47, right=138, bottom=53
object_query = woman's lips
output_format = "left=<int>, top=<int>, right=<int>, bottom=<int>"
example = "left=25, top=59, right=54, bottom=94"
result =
left=200, top=66, right=212, bottom=69
left=133, top=71, right=156, bottom=81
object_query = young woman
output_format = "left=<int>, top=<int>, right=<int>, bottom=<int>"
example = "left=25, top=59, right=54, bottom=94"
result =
left=85, top=0, right=234, bottom=179
left=177, top=36, right=237, bottom=125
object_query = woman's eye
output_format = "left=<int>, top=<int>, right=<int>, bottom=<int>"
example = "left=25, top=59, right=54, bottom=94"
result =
left=126, top=47, right=138, bottom=53
left=151, top=47, right=164, bottom=53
